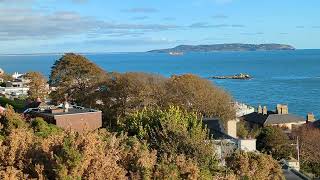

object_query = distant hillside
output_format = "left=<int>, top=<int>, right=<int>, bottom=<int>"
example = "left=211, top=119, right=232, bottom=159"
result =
left=148, top=43, right=295, bottom=53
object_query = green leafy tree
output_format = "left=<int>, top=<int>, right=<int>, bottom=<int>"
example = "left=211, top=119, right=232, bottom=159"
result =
left=256, top=126, right=293, bottom=160
left=0, top=105, right=27, bottom=135
left=25, top=72, right=49, bottom=101
left=31, top=117, right=62, bottom=138
left=49, top=53, right=106, bottom=104
left=121, top=106, right=219, bottom=176
left=237, top=121, right=249, bottom=139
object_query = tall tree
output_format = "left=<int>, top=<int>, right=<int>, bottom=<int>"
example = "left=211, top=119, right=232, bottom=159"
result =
left=25, top=72, right=48, bottom=101
left=165, top=74, right=235, bottom=123
left=293, top=125, right=320, bottom=177
left=256, top=126, right=293, bottom=160
left=49, top=53, right=106, bottom=104
left=97, top=72, right=167, bottom=127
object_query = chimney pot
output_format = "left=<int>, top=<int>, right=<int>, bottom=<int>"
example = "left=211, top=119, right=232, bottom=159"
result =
left=306, top=113, right=315, bottom=123
left=263, top=106, right=268, bottom=115
left=258, top=105, right=262, bottom=114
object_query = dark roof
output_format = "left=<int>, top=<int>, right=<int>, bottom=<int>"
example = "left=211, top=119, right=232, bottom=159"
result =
left=241, top=112, right=270, bottom=125
left=312, top=120, right=320, bottom=128
left=27, top=106, right=101, bottom=117
left=264, top=114, right=305, bottom=125
left=242, top=112, right=305, bottom=126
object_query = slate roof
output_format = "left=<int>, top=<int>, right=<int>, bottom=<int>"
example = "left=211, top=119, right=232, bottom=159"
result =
left=264, top=114, right=305, bottom=125
left=242, top=112, right=305, bottom=126
left=312, top=120, right=320, bottom=128
left=241, top=112, right=270, bottom=125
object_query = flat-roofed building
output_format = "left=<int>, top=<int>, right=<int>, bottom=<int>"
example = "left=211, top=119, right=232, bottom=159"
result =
left=26, top=102, right=102, bottom=132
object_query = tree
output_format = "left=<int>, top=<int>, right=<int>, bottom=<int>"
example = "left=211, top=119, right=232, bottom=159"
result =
left=31, top=117, right=62, bottom=138
left=121, top=106, right=219, bottom=177
left=165, top=74, right=235, bottom=124
left=25, top=72, right=49, bottom=101
left=97, top=72, right=167, bottom=128
left=0, top=105, right=27, bottom=135
left=49, top=53, right=106, bottom=104
left=226, top=150, right=284, bottom=180
left=256, top=126, right=293, bottom=160
left=237, top=121, right=249, bottom=139
left=293, top=125, right=320, bottom=177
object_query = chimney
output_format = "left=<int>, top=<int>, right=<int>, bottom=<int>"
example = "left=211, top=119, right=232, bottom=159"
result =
left=282, top=105, right=289, bottom=114
left=306, top=113, right=315, bottom=123
left=227, top=120, right=237, bottom=138
left=258, top=105, right=262, bottom=114
left=276, top=104, right=282, bottom=114
left=263, top=106, right=268, bottom=115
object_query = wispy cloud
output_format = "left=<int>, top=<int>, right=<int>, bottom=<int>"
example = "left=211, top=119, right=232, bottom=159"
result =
left=163, top=17, right=176, bottom=21
left=122, top=8, right=158, bottom=13
left=189, top=22, right=245, bottom=28
left=131, top=16, right=149, bottom=20
left=212, top=14, right=228, bottom=19
left=0, top=8, right=178, bottom=41
left=240, top=32, right=264, bottom=36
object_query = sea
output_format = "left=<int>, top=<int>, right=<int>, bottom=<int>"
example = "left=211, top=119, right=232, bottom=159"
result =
left=0, top=49, right=319, bottom=118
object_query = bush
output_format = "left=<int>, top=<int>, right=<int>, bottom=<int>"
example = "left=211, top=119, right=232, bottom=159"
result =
left=0, top=97, right=25, bottom=112
left=226, top=150, right=284, bottom=180
left=121, top=106, right=219, bottom=176
left=31, top=117, right=62, bottom=138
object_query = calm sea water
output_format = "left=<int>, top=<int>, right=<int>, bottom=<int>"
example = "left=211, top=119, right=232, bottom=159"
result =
left=1, top=50, right=319, bottom=118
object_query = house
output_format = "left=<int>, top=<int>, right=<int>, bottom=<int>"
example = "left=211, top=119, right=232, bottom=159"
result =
left=241, top=104, right=305, bottom=131
left=0, top=74, right=29, bottom=97
left=203, top=118, right=257, bottom=153
left=25, top=102, right=102, bottom=132
left=0, top=86, right=29, bottom=97
left=235, top=102, right=255, bottom=117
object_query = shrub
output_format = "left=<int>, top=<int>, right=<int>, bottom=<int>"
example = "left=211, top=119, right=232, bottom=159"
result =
left=226, top=151, right=284, bottom=180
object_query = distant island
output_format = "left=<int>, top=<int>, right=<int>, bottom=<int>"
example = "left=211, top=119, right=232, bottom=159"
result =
left=209, top=73, right=252, bottom=80
left=148, top=43, right=295, bottom=53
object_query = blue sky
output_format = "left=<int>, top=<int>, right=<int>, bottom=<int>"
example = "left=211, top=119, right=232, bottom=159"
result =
left=0, top=0, right=319, bottom=53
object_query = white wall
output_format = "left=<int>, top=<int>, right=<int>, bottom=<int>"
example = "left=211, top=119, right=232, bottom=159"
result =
left=238, top=139, right=256, bottom=152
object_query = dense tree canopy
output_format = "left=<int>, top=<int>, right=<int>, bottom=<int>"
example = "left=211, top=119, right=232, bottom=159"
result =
left=49, top=53, right=106, bottom=104
left=226, top=150, right=284, bottom=180
left=121, top=106, right=219, bottom=177
left=256, top=126, right=293, bottom=160
left=293, top=125, right=320, bottom=177
left=94, top=72, right=236, bottom=128
left=25, top=72, right=48, bottom=101
left=165, top=74, right=235, bottom=123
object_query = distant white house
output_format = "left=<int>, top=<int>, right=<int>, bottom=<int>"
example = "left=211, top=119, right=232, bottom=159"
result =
left=0, top=72, right=29, bottom=97
left=12, top=72, right=24, bottom=79
left=0, top=86, right=29, bottom=97
left=235, top=102, right=255, bottom=117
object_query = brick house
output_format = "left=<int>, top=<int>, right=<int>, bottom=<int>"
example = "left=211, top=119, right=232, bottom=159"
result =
left=26, top=102, right=102, bottom=132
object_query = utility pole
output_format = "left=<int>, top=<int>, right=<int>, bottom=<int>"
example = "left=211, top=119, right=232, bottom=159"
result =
left=296, top=136, right=300, bottom=164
